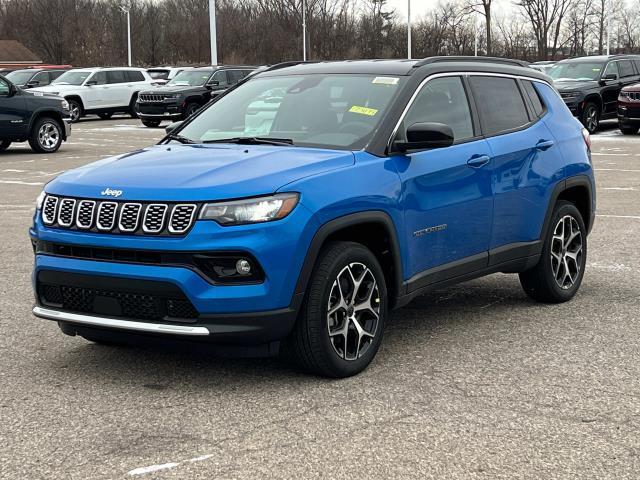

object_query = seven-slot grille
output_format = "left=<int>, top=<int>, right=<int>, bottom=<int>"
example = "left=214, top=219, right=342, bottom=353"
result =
left=138, top=93, right=171, bottom=102
left=624, top=91, right=640, bottom=101
left=41, top=195, right=199, bottom=236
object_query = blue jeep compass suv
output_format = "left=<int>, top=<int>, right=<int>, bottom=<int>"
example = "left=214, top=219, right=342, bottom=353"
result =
left=30, top=57, right=595, bottom=377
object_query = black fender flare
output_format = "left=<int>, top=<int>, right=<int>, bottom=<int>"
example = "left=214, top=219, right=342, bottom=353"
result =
left=540, top=174, right=595, bottom=240
left=293, top=211, right=405, bottom=306
left=28, top=109, right=67, bottom=140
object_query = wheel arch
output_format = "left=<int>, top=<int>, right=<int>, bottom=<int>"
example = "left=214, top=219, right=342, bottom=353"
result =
left=64, top=95, right=84, bottom=110
left=294, top=211, right=404, bottom=309
left=583, top=94, right=602, bottom=112
left=541, top=175, right=594, bottom=240
left=28, top=110, right=67, bottom=140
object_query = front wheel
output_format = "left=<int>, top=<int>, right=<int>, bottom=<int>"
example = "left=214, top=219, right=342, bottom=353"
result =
left=183, top=103, right=200, bottom=119
left=581, top=102, right=600, bottom=134
left=67, top=99, right=82, bottom=123
left=0, top=140, right=10, bottom=152
left=285, top=241, right=387, bottom=378
left=519, top=201, right=587, bottom=303
left=28, top=117, right=63, bottom=153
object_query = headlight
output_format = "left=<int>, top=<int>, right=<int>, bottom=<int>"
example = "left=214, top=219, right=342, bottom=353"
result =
left=36, top=190, right=46, bottom=210
left=199, top=193, right=299, bottom=226
left=61, top=99, right=69, bottom=110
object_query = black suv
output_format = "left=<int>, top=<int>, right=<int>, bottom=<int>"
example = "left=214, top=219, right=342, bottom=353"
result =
left=5, top=68, right=68, bottom=89
left=0, top=75, right=71, bottom=153
left=135, top=65, right=255, bottom=127
left=549, top=55, right=640, bottom=133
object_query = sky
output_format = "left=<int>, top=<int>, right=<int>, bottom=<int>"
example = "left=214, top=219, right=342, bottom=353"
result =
left=385, top=0, right=512, bottom=21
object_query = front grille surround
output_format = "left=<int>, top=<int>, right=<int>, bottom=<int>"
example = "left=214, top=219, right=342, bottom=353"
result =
left=139, top=93, right=176, bottom=102
left=41, top=195, right=200, bottom=236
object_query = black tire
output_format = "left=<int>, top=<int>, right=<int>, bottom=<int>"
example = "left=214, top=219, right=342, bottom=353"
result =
left=285, top=241, right=387, bottom=378
left=0, top=140, right=10, bottom=152
left=67, top=98, right=83, bottom=123
left=519, top=201, right=587, bottom=303
left=129, top=95, right=139, bottom=118
left=97, top=112, right=113, bottom=120
left=142, top=119, right=161, bottom=128
left=183, top=103, right=200, bottom=119
left=620, top=124, right=639, bottom=135
left=581, top=102, right=600, bottom=134
left=28, top=117, right=63, bottom=153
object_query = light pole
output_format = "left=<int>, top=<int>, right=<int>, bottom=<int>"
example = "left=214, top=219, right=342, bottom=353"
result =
left=606, top=12, right=610, bottom=55
left=302, top=0, right=307, bottom=61
left=209, top=0, right=218, bottom=65
left=474, top=9, right=479, bottom=56
left=119, top=3, right=132, bottom=67
left=407, top=0, right=411, bottom=59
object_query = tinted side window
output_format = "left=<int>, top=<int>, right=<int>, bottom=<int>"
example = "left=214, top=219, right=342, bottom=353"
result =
left=470, top=76, right=529, bottom=136
left=32, top=71, right=50, bottom=86
left=227, top=70, right=246, bottom=84
left=0, top=77, right=10, bottom=95
left=619, top=60, right=635, bottom=78
left=603, top=62, right=619, bottom=77
left=209, top=70, right=229, bottom=87
left=402, top=76, right=474, bottom=142
left=126, top=70, right=145, bottom=82
left=522, top=81, right=545, bottom=118
left=89, top=71, right=108, bottom=85
left=50, top=70, right=65, bottom=81
left=107, top=70, right=127, bottom=84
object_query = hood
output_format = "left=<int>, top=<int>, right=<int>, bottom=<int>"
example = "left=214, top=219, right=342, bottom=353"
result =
left=45, top=144, right=355, bottom=201
left=553, top=79, right=599, bottom=92
left=30, top=84, right=80, bottom=94
left=622, top=83, right=640, bottom=93
left=139, top=85, right=205, bottom=95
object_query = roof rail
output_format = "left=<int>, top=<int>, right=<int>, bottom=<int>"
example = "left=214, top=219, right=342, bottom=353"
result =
left=413, top=56, right=530, bottom=69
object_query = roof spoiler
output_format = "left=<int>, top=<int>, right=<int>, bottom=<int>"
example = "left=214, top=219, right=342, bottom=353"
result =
left=413, top=56, right=530, bottom=69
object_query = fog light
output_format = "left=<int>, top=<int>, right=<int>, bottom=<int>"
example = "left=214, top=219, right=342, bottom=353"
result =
left=236, top=259, right=252, bottom=275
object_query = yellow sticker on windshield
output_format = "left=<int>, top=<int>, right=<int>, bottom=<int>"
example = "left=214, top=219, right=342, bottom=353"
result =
left=349, top=105, right=378, bottom=116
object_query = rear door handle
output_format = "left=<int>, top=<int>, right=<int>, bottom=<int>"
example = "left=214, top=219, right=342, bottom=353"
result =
left=467, top=154, right=490, bottom=168
left=535, top=139, right=555, bottom=150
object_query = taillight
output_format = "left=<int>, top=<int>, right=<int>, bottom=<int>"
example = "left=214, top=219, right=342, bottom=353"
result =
left=581, top=127, right=591, bottom=152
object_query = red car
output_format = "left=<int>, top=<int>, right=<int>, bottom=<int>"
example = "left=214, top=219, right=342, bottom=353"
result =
left=618, top=84, right=640, bottom=134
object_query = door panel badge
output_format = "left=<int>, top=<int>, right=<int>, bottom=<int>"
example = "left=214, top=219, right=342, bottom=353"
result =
left=413, top=224, right=447, bottom=237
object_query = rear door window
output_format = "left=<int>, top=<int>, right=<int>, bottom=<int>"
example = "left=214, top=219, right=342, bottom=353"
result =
left=619, top=60, right=635, bottom=78
left=107, top=70, right=127, bottom=84
left=469, top=76, right=530, bottom=136
left=126, top=70, right=145, bottom=82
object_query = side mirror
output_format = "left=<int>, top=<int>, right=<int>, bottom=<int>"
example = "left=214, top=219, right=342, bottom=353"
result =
left=165, top=121, right=183, bottom=134
left=26, top=80, right=40, bottom=88
left=601, top=73, right=618, bottom=83
left=207, top=80, right=219, bottom=87
left=394, top=122, right=455, bottom=152
left=85, top=80, right=97, bottom=86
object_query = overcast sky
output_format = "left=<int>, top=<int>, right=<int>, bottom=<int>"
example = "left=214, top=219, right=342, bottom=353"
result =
left=385, top=0, right=512, bottom=21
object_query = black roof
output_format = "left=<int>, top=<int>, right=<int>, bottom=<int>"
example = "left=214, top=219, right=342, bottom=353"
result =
left=260, top=57, right=549, bottom=82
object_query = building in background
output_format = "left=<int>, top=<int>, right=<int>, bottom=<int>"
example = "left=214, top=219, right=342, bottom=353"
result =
left=0, top=40, right=42, bottom=72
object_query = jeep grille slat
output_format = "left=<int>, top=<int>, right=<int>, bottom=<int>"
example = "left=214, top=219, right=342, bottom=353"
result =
left=40, top=197, right=200, bottom=236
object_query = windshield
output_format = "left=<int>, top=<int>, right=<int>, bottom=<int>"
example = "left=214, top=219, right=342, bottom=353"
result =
left=52, top=70, right=92, bottom=86
left=167, top=70, right=212, bottom=86
left=549, top=62, right=604, bottom=81
left=177, top=74, right=405, bottom=150
left=5, top=70, right=34, bottom=85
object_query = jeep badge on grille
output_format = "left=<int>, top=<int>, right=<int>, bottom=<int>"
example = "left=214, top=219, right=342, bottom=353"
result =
left=101, top=188, right=123, bottom=198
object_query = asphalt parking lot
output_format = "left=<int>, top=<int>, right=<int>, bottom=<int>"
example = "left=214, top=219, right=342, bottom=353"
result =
left=1, top=116, right=639, bottom=479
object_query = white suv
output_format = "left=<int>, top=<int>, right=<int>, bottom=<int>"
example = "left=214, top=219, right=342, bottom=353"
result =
left=31, top=67, right=154, bottom=122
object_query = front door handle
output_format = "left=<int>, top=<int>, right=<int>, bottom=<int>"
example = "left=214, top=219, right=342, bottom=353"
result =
left=467, top=154, right=490, bottom=168
left=535, top=139, right=555, bottom=150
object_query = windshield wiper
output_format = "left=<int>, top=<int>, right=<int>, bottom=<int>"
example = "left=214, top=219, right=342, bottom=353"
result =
left=166, top=133, right=196, bottom=144
left=203, top=137, right=294, bottom=146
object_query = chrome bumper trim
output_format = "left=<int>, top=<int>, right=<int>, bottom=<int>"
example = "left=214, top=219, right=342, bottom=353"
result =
left=32, top=306, right=210, bottom=336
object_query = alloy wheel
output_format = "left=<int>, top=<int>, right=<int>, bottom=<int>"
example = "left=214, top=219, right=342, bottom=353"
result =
left=550, top=215, right=583, bottom=289
left=69, top=103, right=81, bottom=122
left=327, top=262, right=381, bottom=360
left=38, top=122, right=60, bottom=150
left=585, top=107, right=598, bottom=132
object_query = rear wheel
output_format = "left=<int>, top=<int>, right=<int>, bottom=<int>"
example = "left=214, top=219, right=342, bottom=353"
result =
left=620, top=124, right=639, bottom=135
left=285, top=241, right=387, bottom=378
left=142, top=119, right=161, bottom=128
left=581, top=102, right=600, bottom=134
left=67, top=99, right=82, bottom=123
left=519, top=201, right=587, bottom=303
left=28, top=117, right=63, bottom=153
left=97, top=112, right=113, bottom=120
left=0, top=140, right=10, bottom=152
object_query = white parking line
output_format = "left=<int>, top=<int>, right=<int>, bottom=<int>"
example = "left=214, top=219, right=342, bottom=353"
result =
left=0, top=180, right=43, bottom=186
left=602, top=187, right=637, bottom=191
left=595, top=168, right=640, bottom=172
left=596, top=214, right=640, bottom=220
left=127, top=463, right=179, bottom=476
left=592, top=153, right=629, bottom=156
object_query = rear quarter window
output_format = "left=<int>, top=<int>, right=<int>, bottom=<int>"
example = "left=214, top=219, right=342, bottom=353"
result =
left=470, top=76, right=530, bottom=136
left=126, top=70, right=145, bottom=82
left=522, top=81, right=546, bottom=118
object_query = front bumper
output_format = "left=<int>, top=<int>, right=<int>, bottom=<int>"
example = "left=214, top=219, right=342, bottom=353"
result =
left=135, top=101, right=184, bottom=120
left=618, top=103, right=640, bottom=123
